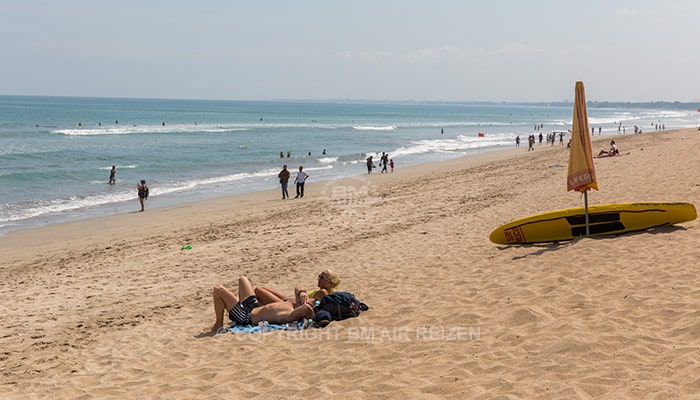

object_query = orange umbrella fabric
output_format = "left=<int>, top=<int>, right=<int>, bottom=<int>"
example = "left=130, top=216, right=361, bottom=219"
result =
left=567, top=81, right=598, bottom=193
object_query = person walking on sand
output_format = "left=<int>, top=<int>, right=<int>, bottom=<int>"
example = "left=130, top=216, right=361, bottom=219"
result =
left=294, top=165, right=309, bottom=198
left=108, top=166, right=116, bottom=185
left=278, top=164, right=290, bottom=199
left=137, top=179, right=149, bottom=212
left=389, top=159, right=394, bottom=173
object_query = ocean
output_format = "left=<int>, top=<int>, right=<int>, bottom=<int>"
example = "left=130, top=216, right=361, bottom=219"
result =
left=1, top=95, right=697, bottom=236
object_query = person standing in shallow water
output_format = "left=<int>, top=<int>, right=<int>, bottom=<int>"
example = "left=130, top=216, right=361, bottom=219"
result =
left=108, top=166, right=116, bottom=185
left=278, top=164, right=290, bottom=199
left=137, top=180, right=149, bottom=212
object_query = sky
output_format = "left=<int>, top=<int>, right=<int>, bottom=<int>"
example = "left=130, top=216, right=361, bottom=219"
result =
left=1, top=1, right=699, bottom=102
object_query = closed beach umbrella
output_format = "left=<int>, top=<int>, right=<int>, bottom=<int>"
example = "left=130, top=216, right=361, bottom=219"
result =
left=567, top=81, right=598, bottom=235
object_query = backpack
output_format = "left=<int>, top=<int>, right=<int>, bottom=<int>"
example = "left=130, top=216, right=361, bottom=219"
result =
left=315, top=292, right=369, bottom=321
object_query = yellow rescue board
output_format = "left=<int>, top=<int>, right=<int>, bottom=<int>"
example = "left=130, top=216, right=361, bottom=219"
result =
left=490, top=202, right=697, bottom=245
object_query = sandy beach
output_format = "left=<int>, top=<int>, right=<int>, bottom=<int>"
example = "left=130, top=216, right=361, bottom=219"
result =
left=1, top=128, right=698, bottom=399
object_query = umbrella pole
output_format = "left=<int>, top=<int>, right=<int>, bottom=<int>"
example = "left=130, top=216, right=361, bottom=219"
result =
left=584, top=189, right=590, bottom=236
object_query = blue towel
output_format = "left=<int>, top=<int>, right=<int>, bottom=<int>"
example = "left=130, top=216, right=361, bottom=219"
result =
left=226, top=320, right=306, bottom=333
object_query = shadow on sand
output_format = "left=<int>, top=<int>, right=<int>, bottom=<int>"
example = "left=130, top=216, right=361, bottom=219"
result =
left=499, top=225, right=690, bottom=260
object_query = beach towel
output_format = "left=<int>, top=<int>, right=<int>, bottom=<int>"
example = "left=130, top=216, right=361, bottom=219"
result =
left=226, top=323, right=286, bottom=333
left=225, top=320, right=307, bottom=333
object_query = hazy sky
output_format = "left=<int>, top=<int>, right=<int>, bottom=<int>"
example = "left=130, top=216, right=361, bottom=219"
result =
left=2, top=1, right=698, bottom=102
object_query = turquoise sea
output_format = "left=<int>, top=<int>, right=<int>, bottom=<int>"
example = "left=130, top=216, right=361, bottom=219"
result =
left=1, top=95, right=697, bottom=236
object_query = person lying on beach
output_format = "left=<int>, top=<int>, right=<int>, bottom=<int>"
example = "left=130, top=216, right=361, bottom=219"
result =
left=597, top=140, right=620, bottom=157
left=203, top=275, right=315, bottom=334
left=254, top=269, right=341, bottom=308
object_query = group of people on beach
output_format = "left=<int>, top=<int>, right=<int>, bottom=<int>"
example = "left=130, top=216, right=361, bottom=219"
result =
left=107, top=166, right=150, bottom=212
left=203, top=270, right=341, bottom=334
left=121, top=147, right=398, bottom=211
left=277, top=151, right=397, bottom=200
left=516, top=132, right=622, bottom=158
left=278, top=165, right=309, bottom=199
left=366, top=152, right=394, bottom=174
left=518, top=132, right=567, bottom=150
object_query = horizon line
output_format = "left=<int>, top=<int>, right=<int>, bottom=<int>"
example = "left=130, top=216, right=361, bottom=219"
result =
left=2, top=93, right=699, bottom=108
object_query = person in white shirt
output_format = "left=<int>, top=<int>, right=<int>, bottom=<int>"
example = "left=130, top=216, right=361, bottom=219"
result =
left=294, top=165, right=310, bottom=198
left=597, top=140, right=620, bottom=157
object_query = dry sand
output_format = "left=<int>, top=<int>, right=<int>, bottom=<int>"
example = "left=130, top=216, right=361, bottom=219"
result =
left=1, top=128, right=698, bottom=399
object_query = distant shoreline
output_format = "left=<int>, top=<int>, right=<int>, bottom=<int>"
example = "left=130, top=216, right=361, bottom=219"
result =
left=2, top=94, right=699, bottom=110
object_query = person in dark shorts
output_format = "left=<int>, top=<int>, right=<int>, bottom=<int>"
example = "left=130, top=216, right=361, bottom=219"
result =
left=203, top=275, right=315, bottom=334
left=366, top=156, right=374, bottom=174
left=229, top=294, right=260, bottom=325
left=137, top=179, right=149, bottom=212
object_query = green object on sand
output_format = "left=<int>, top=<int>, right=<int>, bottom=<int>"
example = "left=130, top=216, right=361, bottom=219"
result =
left=181, top=245, right=192, bottom=250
